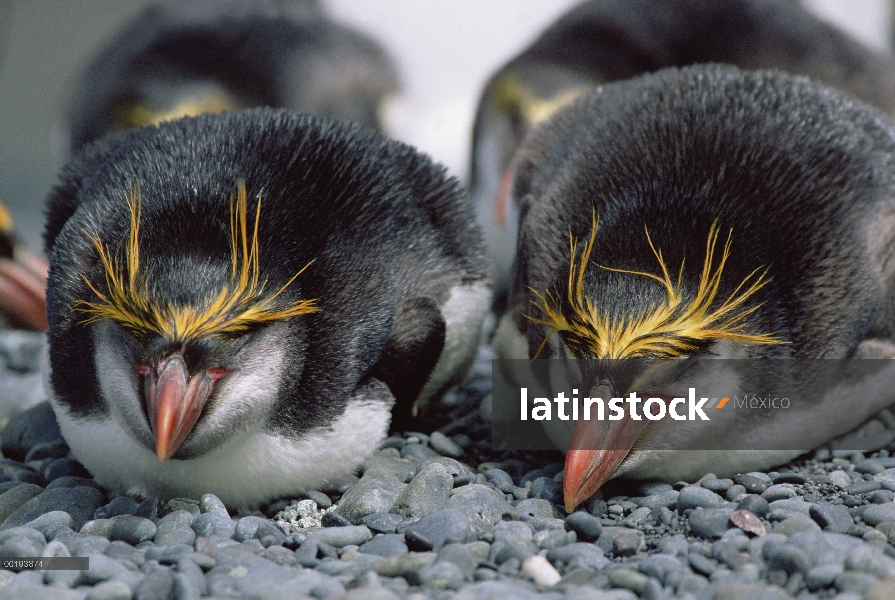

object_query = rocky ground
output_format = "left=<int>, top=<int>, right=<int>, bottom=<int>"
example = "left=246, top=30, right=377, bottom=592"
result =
left=0, top=330, right=894, bottom=599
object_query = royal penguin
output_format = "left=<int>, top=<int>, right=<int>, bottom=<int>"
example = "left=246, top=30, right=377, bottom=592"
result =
left=495, top=64, right=895, bottom=512
left=66, top=0, right=399, bottom=151
left=44, top=108, right=491, bottom=508
left=0, top=199, right=48, bottom=330
left=470, top=0, right=895, bottom=307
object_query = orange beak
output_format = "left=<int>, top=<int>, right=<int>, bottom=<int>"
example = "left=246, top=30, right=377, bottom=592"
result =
left=562, top=385, right=650, bottom=512
left=145, top=354, right=214, bottom=461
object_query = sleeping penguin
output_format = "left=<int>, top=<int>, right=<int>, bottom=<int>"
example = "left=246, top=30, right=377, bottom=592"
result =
left=44, top=108, right=491, bottom=508
left=495, top=64, right=895, bottom=511
left=67, top=0, right=399, bottom=151
left=470, top=0, right=895, bottom=305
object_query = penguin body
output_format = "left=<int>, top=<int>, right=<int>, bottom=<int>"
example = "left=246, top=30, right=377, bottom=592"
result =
left=495, top=64, right=895, bottom=510
left=45, top=108, right=491, bottom=507
left=471, top=0, right=895, bottom=304
left=67, top=0, right=399, bottom=150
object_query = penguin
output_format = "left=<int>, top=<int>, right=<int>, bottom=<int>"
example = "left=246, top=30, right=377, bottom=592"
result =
left=66, top=0, right=399, bottom=151
left=0, top=199, right=48, bottom=331
left=44, top=108, right=491, bottom=508
left=494, top=64, right=895, bottom=512
left=470, top=0, right=895, bottom=306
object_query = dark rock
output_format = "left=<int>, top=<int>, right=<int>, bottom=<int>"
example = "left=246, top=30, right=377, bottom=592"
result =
left=310, top=525, right=372, bottom=548
left=134, top=567, right=175, bottom=600
left=733, top=474, right=769, bottom=494
left=359, top=533, right=408, bottom=557
left=529, top=477, right=562, bottom=505
left=546, top=543, right=608, bottom=570
left=1, top=402, right=62, bottom=460
left=111, top=516, right=158, bottom=545
left=363, top=513, right=404, bottom=534
left=392, top=463, right=453, bottom=518
left=306, top=490, right=332, bottom=509
left=763, top=540, right=814, bottom=574
left=445, top=485, right=512, bottom=533
left=41, top=458, right=90, bottom=482
left=687, top=508, right=734, bottom=539
left=404, top=509, right=471, bottom=552
left=677, top=486, right=721, bottom=512
left=862, top=503, right=895, bottom=526
left=634, top=489, right=679, bottom=511
left=564, top=511, right=602, bottom=541
left=322, top=512, right=352, bottom=527
left=484, top=469, right=514, bottom=493
left=761, top=484, right=797, bottom=502
left=401, top=443, right=439, bottom=463
left=95, top=496, right=140, bottom=520
left=612, top=531, right=642, bottom=557
left=809, top=503, right=853, bottom=533
left=736, top=494, right=770, bottom=518
left=191, top=513, right=235, bottom=539
left=1, top=486, right=102, bottom=531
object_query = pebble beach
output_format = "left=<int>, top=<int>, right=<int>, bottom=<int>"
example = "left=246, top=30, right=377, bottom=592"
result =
left=0, top=331, right=894, bottom=599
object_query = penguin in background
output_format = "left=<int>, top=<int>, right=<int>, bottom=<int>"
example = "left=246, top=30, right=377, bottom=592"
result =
left=66, top=0, right=400, bottom=151
left=470, top=0, right=895, bottom=306
left=45, top=108, right=491, bottom=508
left=495, top=64, right=895, bottom=511
left=0, top=200, right=49, bottom=331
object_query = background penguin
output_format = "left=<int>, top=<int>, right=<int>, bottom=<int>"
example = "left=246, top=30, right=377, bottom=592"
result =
left=470, top=0, right=895, bottom=307
left=0, top=199, right=48, bottom=330
left=44, top=108, right=491, bottom=508
left=495, top=64, right=895, bottom=511
left=66, top=0, right=400, bottom=151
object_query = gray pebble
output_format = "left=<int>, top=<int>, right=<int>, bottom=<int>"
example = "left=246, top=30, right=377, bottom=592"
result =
left=806, top=563, right=843, bottom=590
left=80, top=551, right=133, bottom=583
left=111, top=516, right=157, bottom=545
left=607, top=568, right=649, bottom=593
left=446, top=485, right=513, bottom=533
left=359, top=533, right=408, bottom=557
left=736, top=494, right=770, bottom=518
left=405, top=510, right=473, bottom=552
left=761, top=484, right=797, bottom=502
left=134, top=567, right=174, bottom=600
left=402, top=443, right=439, bottom=463
left=809, top=503, right=853, bottom=533
left=161, top=499, right=200, bottom=516
left=734, top=474, right=770, bottom=494
left=94, top=496, right=139, bottom=520
left=638, top=553, right=684, bottom=587
left=612, top=531, right=642, bottom=557
left=41, top=458, right=89, bottom=482
left=24, top=510, right=73, bottom=536
left=484, top=469, right=514, bottom=493
left=392, top=462, right=453, bottom=518
left=529, top=477, right=562, bottom=505
left=363, top=513, right=404, bottom=534
left=493, top=521, right=533, bottom=545
left=419, top=559, right=465, bottom=589
left=154, top=521, right=195, bottom=546
left=678, top=486, right=721, bottom=511
left=870, top=490, right=895, bottom=503
left=763, top=540, right=813, bottom=574
left=309, top=525, right=372, bottom=547
left=86, top=580, right=133, bottom=600
left=429, top=431, right=463, bottom=458
left=564, top=511, right=602, bottom=541
left=513, top=498, right=557, bottom=520
left=688, top=551, right=717, bottom=576
left=861, top=503, right=895, bottom=526
left=157, top=510, right=194, bottom=528
left=855, top=460, right=886, bottom=475
left=79, top=519, right=115, bottom=538
left=687, top=507, right=734, bottom=539
left=701, top=478, right=734, bottom=492
left=847, top=480, right=882, bottom=495
left=336, top=474, right=407, bottom=524
left=305, top=491, right=332, bottom=509
left=190, top=513, right=235, bottom=539
left=725, top=484, right=747, bottom=501
left=199, top=493, right=228, bottom=517
left=828, top=471, right=853, bottom=489
left=362, top=453, right=418, bottom=482
left=2, top=486, right=103, bottom=532
left=634, top=489, right=679, bottom=511
left=771, top=515, right=821, bottom=535
left=0, top=484, right=45, bottom=524
left=835, top=571, right=880, bottom=594
left=437, top=543, right=478, bottom=580
left=546, top=542, right=609, bottom=570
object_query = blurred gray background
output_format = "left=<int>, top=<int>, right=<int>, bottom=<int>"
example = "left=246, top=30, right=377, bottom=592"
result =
left=0, top=0, right=892, bottom=253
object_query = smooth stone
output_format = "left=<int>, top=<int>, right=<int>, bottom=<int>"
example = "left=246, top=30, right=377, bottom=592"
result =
left=493, top=521, right=533, bottom=545
left=701, top=478, right=734, bottom=492
left=688, top=552, right=717, bottom=576
left=362, top=453, right=418, bottom=483
left=529, top=477, right=562, bottom=506
left=403, top=510, right=471, bottom=552
left=446, top=485, right=513, bottom=534
left=763, top=540, right=814, bottom=574
left=733, top=474, right=769, bottom=494
left=94, top=497, right=139, bottom=520
left=359, top=534, right=408, bottom=558
left=309, top=525, right=371, bottom=547
left=374, top=551, right=437, bottom=579
left=41, top=458, right=90, bottom=483
left=828, top=471, right=853, bottom=489
left=545, top=543, right=609, bottom=570
left=23, top=510, right=73, bottom=536
left=869, top=490, right=895, bottom=504
left=419, top=559, right=465, bottom=589
left=761, top=484, right=797, bottom=502
left=0, top=535, right=43, bottom=559
left=0, top=402, right=62, bottom=459
left=768, top=498, right=812, bottom=519
left=845, top=545, right=895, bottom=579
left=46, top=477, right=102, bottom=492
left=79, top=551, right=132, bottom=583
left=736, top=495, right=770, bottom=518
left=856, top=460, right=886, bottom=475
left=862, top=503, right=895, bottom=526
left=612, top=531, right=643, bottom=557
left=771, top=516, right=821, bottom=536
left=321, top=511, right=352, bottom=527
left=564, top=511, right=602, bottom=541
left=134, top=567, right=175, bottom=600
left=514, top=499, right=557, bottom=520
left=86, top=580, right=133, bottom=600
left=401, top=443, right=439, bottom=463
left=805, top=563, right=843, bottom=590
left=80, top=519, right=115, bottom=539
left=429, top=432, right=463, bottom=458
left=809, top=503, right=853, bottom=533
left=607, top=568, right=649, bottom=593
left=0, top=484, right=44, bottom=523
left=771, top=472, right=808, bottom=485
left=484, top=469, right=514, bottom=493
left=678, top=486, right=721, bottom=512
left=688, top=508, right=734, bottom=539
left=521, top=554, right=560, bottom=588
left=835, top=571, right=880, bottom=593
left=848, top=480, right=882, bottom=495
left=110, top=515, right=157, bottom=545
left=1, top=486, right=103, bottom=531
left=421, top=457, right=477, bottom=487
left=392, top=463, right=454, bottom=518
left=363, top=513, right=404, bottom=534
left=438, top=543, right=478, bottom=580
left=305, top=491, right=332, bottom=510
left=336, top=474, right=406, bottom=525
left=634, top=489, right=679, bottom=511
left=199, top=494, right=228, bottom=517
left=157, top=510, right=194, bottom=528
left=190, top=513, right=235, bottom=539
left=154, top=521, right=196, bottom=546
left=161, top=499, right=200, bottom=516
left=596, top=527, right=643, bottom=554
left=725, top=485, right=747, bottom=502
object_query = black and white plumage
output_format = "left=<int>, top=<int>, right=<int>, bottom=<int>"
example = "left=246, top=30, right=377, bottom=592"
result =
left=495, top=64, right=895, bottom=511
left=45, top=108, right=491, bottom=508
left=67, top=0, right=399, bottom=151
left=470, top=0, right=895, bottom=305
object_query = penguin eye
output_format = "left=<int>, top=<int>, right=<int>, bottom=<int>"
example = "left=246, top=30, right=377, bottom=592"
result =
left=136, top=364, right=150, bottom=377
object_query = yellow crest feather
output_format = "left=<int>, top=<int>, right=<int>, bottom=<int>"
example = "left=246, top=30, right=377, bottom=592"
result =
left=527, top=215, right=785, bottom=359
left=493, top=74, right=588, bottom=126
left=77, top=181, right=319, bottom=341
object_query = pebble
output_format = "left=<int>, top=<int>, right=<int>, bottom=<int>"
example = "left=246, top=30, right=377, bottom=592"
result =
left=761, top=484, right=797, bottom=501
left=404, top=510, right=471, bottom=551
left=363, top=513, right=403, bottom=534
left=429, top=431, right=464, bottom=458
left=809, top=503, right=853, bottom=533
left=336, top=474, right=406, bottom=524
left=359, top=533, right=408, bottom=557
left=564, top=511, right=602, bottom=541
left=678, top=486, right=721, bottom=511
left=688, top=508, right=734, bottom=539
left=733, top=474, right=770, bottom=494
left=771, top=515, right=821, bottom=535
left=110, top=515, right=157, bottom=545
left=546, top=543, right=609, bottom=570
left=861, top=503, right=895, bottom=526
left=309, top=525, right=372, bottom=547
left=445, top=485, right=512, bottom=534
left=634, top=489, right=679, bottom=511
left=521, top=554, right=561, bottom=587
left=391, top=462, right=453, bottom=518
left=191, top=513, right=235, bottom=539
left=2, top=486, right=104, bottom=531
left=729, top=509, right=765, bottom=536
left=828, top=470, right=853, bottom=489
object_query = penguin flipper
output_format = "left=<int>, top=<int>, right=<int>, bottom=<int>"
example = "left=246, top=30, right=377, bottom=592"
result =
left=370, top=295, right=446, bottom=431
